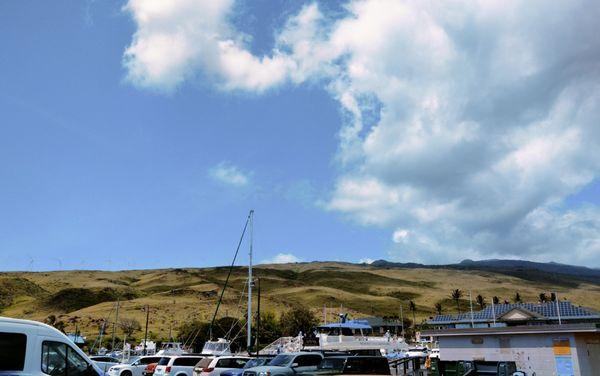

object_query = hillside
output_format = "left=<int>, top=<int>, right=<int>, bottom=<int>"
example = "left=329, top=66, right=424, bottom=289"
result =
left=1, top=261, right=599, bottom=343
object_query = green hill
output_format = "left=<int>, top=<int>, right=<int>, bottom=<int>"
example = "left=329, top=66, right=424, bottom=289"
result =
left=1, top=261, right=598, bottom=343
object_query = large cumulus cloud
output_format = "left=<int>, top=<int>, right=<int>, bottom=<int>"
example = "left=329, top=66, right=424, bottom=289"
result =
left=123, top=0, right=600, bottom=265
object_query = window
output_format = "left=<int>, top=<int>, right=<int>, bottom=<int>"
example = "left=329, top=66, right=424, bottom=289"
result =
left=317, top=358, right=345, bottom=371
left=196, top=358, right=213, bottom=368
left=67, top=347, right=90, bottom=376
left=0, top=332, right=27, bottom=371
left=216, top=358, right=248, bottom=368
left=157, top=357, right=171, bottom=366
left=268, top=355, right=293, bottom=366
left=295, top=355, right=322, bottom=367
left=344, top=357, right=390, bottom=375
left=140, top=357, right=162, bottom=365
left=42, top=341, right=92, bottom=376
left=174, top=357, right=203, bottom=366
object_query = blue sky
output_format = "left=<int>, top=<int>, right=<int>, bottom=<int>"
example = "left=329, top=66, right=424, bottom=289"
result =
left=1, top=0, right=599, bottom=270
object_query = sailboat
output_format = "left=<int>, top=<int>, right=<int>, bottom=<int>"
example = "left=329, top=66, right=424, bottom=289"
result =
left=201, top=210, right=255, bottom=355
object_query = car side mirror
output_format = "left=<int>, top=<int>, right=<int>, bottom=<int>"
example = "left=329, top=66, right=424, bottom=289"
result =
left=291, top=363, right=299, bottom=368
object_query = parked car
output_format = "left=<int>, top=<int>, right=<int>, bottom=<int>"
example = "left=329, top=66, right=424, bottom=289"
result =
left=406, top=347, right=428, bottom=358
left=429, top=359, right=520, bottom=376
left=0, top=316, right=104, bottom=376
left=312, top=356, right=390, bottom=375
left=107, top=356, right=164, bottom=376
left=142, top=362, right=158, bottom=376
left=243, top=352, right=324, bottom=376
left=154, top=355, right=205, bottom=376
left=195, top=356, right=251, bottom=376
left=220, top=357, right=273, bottom=376
left=91, top=356, right=122, bottom=374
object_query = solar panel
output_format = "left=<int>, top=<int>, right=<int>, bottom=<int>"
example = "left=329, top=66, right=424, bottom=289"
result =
left=427, top=301, right=599, bottom=324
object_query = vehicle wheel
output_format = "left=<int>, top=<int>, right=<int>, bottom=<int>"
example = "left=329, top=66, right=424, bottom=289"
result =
left=121, top=371, right=133, bottom=376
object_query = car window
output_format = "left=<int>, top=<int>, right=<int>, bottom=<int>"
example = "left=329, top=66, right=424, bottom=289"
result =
left=344, top=358, right=390, bottom=375
left=42, top=341, right=91, bottom=376
left=295, top=355, right=322, bottom=367
left=216, top=358, right=247, bottom=368
left=42, top=341, right=67, bottom=376
left=0, top=332, right=27, bottom=371
left=67, top=347, right=91, bottom=376
left=268, top=355, right=293, bottom=367
left=158, top=357, right=171, bottom=366
left=318, top=358, right=345, bottom=371
left=140, top=357, right=161, bottom=365
left=174, top=357, right=203, bottom=366
left=196, top=358, right=213, bottom=368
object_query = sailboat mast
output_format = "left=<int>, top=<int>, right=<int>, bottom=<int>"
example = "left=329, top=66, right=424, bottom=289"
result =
left=247, top=210, right=254, bottom=350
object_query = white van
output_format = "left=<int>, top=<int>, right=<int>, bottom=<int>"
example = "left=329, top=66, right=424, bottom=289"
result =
left=0, top=317, right=103, bottom=376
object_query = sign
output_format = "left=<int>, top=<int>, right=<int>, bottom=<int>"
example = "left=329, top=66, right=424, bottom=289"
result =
left=555, top=356, right=574, bottom=376
left=553, top=338, right=571, bottom=355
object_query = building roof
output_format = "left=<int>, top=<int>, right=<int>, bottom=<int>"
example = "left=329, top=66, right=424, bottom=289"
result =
left=319, top=319, right=372, bottom=330
left=427, top=301, right=599, bottom=325
left=421, top=323, right=600, bottom=337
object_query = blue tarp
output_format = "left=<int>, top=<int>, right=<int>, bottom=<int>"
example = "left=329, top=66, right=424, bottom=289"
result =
left=318, top=320, right=372, bottom=330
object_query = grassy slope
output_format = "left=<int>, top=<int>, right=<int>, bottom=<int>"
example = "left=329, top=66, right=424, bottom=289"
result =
left=1, top=262, right=599, bottom=342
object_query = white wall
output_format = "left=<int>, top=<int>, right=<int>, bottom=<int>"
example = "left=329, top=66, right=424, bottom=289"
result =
left=439, top=333, right=581, bottom=375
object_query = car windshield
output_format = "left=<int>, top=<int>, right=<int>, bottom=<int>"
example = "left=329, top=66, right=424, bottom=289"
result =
left=244, top=358, right=268, bottom=369
left=268, top=355, right=294, bottom=367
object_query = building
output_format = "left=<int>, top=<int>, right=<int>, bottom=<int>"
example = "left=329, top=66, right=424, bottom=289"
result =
left=422, top=323, right=600, bottom=375
left=422, top=302, right=600, bottom=374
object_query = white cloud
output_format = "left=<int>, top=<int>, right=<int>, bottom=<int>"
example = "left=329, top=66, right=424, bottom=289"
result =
left=124, top=0, right=600, bottom=265
left=359, top=258, right=374, bottom=264
left=208, top=162, right=250, bottom=187
left=392, top=229, right=409, bottom=244
left=261, top=253, right=302, bottom=264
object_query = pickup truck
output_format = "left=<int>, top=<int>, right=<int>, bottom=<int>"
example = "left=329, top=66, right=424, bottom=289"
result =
left=311, top=356, right=391, bottom=376
left=243, top=352, right=323, bottom=376
left=0, top=317, right=104, bottom=376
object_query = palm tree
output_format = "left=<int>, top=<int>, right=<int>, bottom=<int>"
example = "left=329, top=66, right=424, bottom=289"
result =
left=451, top=289, right=463, bottom=313
left=476, top=294, right=485, bottom=309
left=513, top=292, right=522, bottom=303
left=409, top=300, right=417, bottom=327
left=434, top=302, right=443, bottom=315
left=492, top=296, right=500, bottom=305
left=539, top=293, right=548, bottom=303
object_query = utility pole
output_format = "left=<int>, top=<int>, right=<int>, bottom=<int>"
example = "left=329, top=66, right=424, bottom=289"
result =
left=247, top=210, right=254, bottom=351
left=143, top=304, right=150, bottom=355
left=111, top=299, right=120, bottom=351
left=555, top=292, right=562, bottom=325
left=491, top=299, right=496, bottom=326
left=469, top=290, right=474, bottom=328
left=400, top=304, right=404, bottom=338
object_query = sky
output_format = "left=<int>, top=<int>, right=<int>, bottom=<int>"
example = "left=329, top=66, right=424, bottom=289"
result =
left=0, top=0, right=599, bottom=271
